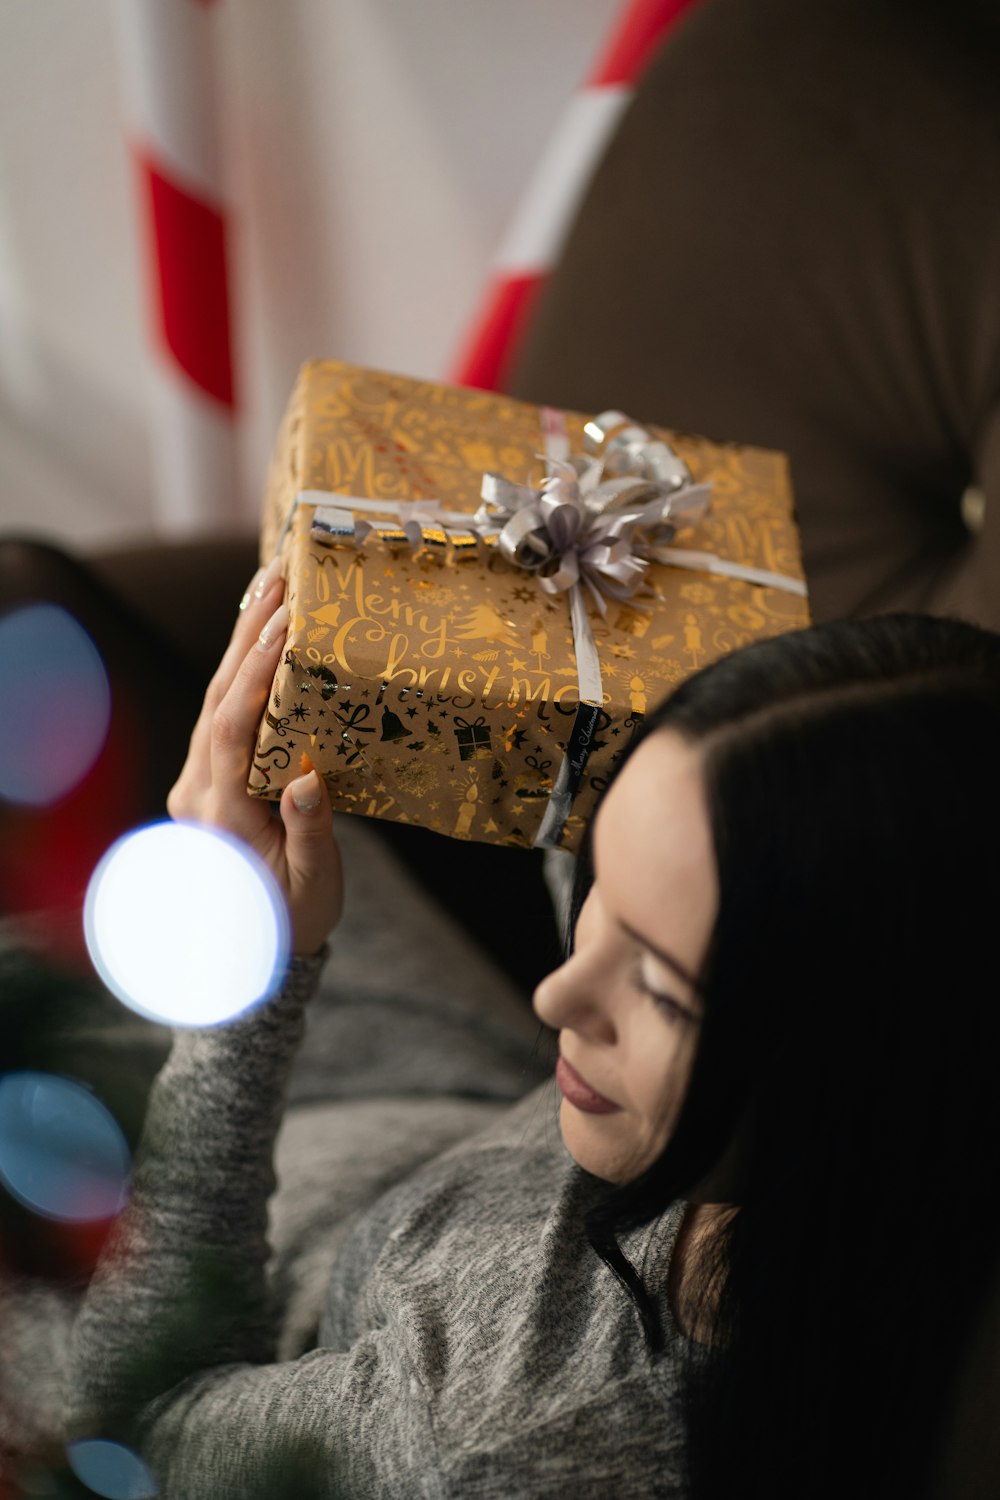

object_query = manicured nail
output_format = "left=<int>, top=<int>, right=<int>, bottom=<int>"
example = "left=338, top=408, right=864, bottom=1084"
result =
left=290, top=769, right=322, bottom=812
left=253, top=557, right=283, bottom=602
left=257, top=603, right=288, bottom=651
left=239, top=567, right=265, bottom=612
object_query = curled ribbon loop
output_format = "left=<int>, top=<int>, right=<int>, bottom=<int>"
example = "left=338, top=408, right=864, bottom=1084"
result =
left=475, top=413, right=712, bottom=620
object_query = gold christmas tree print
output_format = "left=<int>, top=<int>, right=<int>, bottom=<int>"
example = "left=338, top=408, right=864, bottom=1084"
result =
left=454, top=600, right=522, bottom=649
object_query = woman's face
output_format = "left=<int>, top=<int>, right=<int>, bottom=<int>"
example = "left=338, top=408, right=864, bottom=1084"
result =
left=533, top=730, right=718, bottom=1183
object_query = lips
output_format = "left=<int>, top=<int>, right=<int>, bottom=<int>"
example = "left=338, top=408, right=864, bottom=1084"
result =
left=556, top=1055, right=623, bottom=1115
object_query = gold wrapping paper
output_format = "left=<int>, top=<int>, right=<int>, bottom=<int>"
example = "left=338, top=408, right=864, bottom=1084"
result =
left=250, top=359, right=809, bottom=851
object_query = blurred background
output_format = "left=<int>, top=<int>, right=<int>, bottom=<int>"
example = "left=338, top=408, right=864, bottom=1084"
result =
left=0, top=0, right=625, bottom=548
left=3, top=6, right=1000, bottom=1492
left=2, top=0, right=998, bottom=959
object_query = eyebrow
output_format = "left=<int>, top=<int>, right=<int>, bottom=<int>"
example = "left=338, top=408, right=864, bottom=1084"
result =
left=618, top=919, right=703, bottom=994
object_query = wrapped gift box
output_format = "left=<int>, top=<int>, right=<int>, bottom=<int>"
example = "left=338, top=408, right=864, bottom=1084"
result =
left=249, top=359, right=808, bottom=851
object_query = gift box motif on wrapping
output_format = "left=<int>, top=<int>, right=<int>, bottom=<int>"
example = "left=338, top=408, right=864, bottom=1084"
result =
left=454, top=716, right=493, bottom=762
left=250, top=360, right=809, bottom=851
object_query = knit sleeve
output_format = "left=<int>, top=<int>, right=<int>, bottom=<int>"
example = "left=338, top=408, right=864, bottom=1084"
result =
left=66, top=953, right=329, bottom=1455
left=120, top=1354, right=684, bottom=1500
left=107, top=1332, right=425, bottom=1499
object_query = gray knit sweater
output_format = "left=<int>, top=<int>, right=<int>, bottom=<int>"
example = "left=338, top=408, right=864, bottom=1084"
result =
left=65, top=954, right=690, bottom=1498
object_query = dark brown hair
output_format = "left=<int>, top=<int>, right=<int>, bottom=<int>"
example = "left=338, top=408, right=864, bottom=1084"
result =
left=578, top=613, right=1000, bottom=1500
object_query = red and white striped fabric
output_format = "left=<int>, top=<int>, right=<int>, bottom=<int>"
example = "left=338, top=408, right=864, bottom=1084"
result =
left=117, top=0, right=240, bottom=533
left=450, top=0, right=705, bottom=393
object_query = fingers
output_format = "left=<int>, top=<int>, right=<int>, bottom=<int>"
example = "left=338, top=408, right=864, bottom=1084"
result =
left=206, top=558, right=285, bottom=714
left=238, top=560, right=279, bottom=615
left=279, top=772, right=344, bottom=953
left=208, top=600, right=289, bottom=825
left=172, top=562, right=286, bottom=805
left=169, top=564, right=286, bottom=818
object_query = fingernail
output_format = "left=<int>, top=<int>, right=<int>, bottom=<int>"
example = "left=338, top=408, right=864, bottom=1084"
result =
left=290, top=769, right=322, bottom=812
left=253, top=557, right=283, bottom=602
left=257, top=602, right=288, bottom=651
left=239, top=567, right=265, bottom=612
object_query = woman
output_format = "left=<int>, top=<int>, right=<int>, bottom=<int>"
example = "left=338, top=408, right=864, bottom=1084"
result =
left=61, top=573, right=1000, bottom=1498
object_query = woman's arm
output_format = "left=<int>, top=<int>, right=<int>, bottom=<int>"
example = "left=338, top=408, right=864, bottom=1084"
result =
left=66, top=565, right=346, bottom=1453
left=66, top=962, right=412, bottom=1500
left=66, top=953, right=323, bottom=1440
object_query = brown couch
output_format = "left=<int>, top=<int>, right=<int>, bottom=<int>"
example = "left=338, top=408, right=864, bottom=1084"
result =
left=510, top=0, right=1000, bottom=630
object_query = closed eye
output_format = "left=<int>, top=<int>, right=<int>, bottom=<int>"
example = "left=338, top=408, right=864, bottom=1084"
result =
left=629, top=956, right=698, bottom=1026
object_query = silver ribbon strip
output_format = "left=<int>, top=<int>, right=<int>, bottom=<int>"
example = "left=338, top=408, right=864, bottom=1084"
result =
left=655, top=546, right=808, bottom=597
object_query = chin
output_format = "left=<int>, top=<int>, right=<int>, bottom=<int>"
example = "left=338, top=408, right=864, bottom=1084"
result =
left=559, top=1098, right=636, bottom=1184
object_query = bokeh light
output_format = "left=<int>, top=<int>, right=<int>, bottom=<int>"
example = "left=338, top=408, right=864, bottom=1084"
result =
left=66, top=1439, right=158, bottom=1498
left=0, top=1072, right=130, bottom=1222
left=84, top=820, right=290, bottom=1027
left=0, top=603, right=111, bottom=806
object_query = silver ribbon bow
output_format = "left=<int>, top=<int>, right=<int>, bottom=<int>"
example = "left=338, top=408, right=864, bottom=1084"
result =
left=478, top=409, right=712, bottom=620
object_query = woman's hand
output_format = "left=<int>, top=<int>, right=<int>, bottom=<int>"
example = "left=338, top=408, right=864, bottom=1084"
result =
left=167, top=563, right=343, bottom=957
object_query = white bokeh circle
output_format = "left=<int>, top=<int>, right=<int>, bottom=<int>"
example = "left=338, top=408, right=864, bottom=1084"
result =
left=84, top=821, right=290, bottom=1027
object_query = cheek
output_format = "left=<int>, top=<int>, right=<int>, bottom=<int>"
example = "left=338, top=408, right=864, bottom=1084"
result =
left=625, top=1018, right=695, bottom=1136
left=558, top=1028, right=692, bottom=1183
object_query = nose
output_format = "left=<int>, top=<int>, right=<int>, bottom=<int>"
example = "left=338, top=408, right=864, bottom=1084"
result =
left=532, top=947, right=618, bottom=1046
